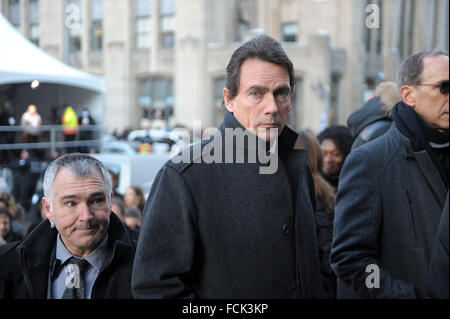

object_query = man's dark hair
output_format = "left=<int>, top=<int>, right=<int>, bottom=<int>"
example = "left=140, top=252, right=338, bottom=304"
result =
left=224, top=35, right=295, bottom=105
left=396, top=48, right=449, bottom=88
left=317, top=125, right=354, bottom=160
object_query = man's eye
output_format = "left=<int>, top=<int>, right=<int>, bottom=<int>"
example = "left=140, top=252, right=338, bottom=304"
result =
left=250, top=91, right=262, bottom=97
left=275, top=89, right=291, bottom=102
left=65, top=201, right=76, bottom=207
left=92, top=198, right=105, bottom=205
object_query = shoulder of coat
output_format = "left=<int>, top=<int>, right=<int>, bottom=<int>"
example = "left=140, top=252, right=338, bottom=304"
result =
left=164, top=142, right=201, bottom=174
left=165, top=160, right=193, bottom=174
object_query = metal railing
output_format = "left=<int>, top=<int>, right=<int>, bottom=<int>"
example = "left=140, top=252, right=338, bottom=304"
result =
left=0, top=125, right=104, bottom=153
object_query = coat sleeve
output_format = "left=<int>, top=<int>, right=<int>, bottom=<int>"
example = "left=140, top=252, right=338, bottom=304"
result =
left=330, top=148, right=416, bottom=298
left=426, top=192, right=449, bottom=299
left=132, top=165, right=197, bottom=299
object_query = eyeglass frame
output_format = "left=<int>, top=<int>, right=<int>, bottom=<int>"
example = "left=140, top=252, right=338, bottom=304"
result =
left=415, top=80, right=449, bottom=95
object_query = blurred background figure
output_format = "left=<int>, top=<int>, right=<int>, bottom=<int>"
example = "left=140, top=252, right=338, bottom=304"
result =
left=78, top=109, right=96, bottom=153
left=347, top=81, right=402, bottom=151
left=137, top=136, right=153, bottom=154
left=124, top=185, right=145, bottom=213
left=0, top=192, right=25, bottom=239
left=297, top=130, right=337, bottom=299
left=317, top=125, right=354, bottom=190
left=111, top=197, right=139, bottom=241
left=10, top=149, right=41, bottom=212
left=109, top=170, right=123, bottom=200
left=61, top=104, right=78, bottom=153
left=24, top=190, right=46, bottom=234
left=0, top=206, right=23, bottom=243
left=0, top=101, right=17, bottom=164
left=124, top=207, right=142, bottom=234
left=20, top=104, right=42, bottom=144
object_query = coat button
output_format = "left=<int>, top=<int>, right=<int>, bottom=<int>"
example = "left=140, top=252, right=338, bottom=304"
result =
left=282, top=224, right=290, bottom=234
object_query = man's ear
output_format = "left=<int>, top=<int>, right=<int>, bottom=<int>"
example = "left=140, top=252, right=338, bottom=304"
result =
left=223, top=88, right=234, bottom=113
left=400, top=86, right=416, bottom=107
left=42, top=197, right=53, bottom=221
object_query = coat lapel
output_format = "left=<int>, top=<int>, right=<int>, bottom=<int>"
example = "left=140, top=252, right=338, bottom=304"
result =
left=414, top=150, right=447, bottom=208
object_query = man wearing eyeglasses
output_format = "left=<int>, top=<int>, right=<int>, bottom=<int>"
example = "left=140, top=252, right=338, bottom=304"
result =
left=330, top=49, right=449, bottom=299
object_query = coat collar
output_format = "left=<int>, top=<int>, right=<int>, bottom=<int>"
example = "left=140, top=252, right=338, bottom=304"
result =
left=391, top=124, right=447, bottom=207
left=16, top=212, right=132, bottom=274
left=220, top=111, right=300, bottom=160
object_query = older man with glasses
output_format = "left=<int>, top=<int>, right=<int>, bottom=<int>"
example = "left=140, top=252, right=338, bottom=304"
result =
left=331, top=49, right=449, bottom=299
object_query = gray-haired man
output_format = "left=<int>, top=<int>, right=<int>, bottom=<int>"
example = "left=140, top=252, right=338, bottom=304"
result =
left=0, top=153, right=136, bottom=299
left=331, top=49, right=448, bottom=298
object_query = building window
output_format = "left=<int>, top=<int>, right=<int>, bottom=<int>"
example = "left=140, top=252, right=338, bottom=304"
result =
left=135, top=0, right=151, bottom=49
left=91, top=0, right=103, bottom=51
left=236, top=1, right=250, bottom=42
left=8, top=0, right=20, bottom=29
left=139, top=78, right=174, bottom=119
left=29, top=0, right=40, bottom=46
left=160, top=0, right=175, bottom=48
left=282, top=22, right=298, bottom=42
left=68, top=0, right=82, bottom=54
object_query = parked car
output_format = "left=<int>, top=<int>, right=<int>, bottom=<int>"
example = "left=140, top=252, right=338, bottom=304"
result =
left=127, top=128, right=189, bottom=154
left=101, top=141, right=140, bottom=155
left=92, top=153, right=170, bottom=197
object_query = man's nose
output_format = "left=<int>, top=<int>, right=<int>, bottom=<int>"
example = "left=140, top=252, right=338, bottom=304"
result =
left=78, top=202, right=94, bottom=221
left=264, top=93, right=279, bottom=114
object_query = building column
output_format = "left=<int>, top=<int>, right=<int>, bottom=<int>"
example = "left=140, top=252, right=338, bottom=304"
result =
left=103, top=0, right=135, bottom=133
left=382, top=0, right=402, bottom=82
left=150, top=0, right=159, bottom=70
left=0, top=0, right=7, bottom=15
left=256, top=0, right=280, bottom=38
left=175, top=0, right=210, bottom=129
left=39, top=0, right=65, bottom=61
left=81, top=0, right=90, bottom=67
left=19, top=0, right=29, bottom=37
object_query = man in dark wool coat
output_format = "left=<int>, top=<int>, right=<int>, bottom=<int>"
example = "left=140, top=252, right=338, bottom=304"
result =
left=331, top=49, right=448, bottom=299
left=132, top=35, right=326, bottom=299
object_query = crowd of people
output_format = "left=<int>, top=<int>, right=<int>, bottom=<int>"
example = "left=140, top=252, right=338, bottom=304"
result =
left=0, top=35, right=448, bottom=300
left=0, top=102, right=98, bottom=164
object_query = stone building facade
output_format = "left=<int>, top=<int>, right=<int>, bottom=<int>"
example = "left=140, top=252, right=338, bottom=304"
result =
left=1, top=0, right=448, bottom=134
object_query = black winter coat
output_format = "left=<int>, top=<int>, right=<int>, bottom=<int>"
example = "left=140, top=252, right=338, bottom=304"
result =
left=331, top=124, right=447, bottom=298
left=0, top=213, right=136, bottom=299
left=347, top=96, right=392, bottom=151
left=427, top=192, right=449, bottom=299
left=315, top=201, right=336, bottom=299
left=132, top=112, right=326, bottom=299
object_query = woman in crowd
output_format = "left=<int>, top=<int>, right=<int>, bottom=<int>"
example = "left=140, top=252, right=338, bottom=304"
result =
left=124, top=185, right=146, bottom=213
left=317, top=125, right=354, bottom=190
left=297, top=130, right=337, bottom=298
left=0, top=207, right=23, bottom=243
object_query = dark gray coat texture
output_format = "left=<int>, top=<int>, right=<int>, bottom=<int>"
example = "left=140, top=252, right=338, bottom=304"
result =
left=331, top=124, right=447, bottom=298
left=132, top=112, right=326, bottom=299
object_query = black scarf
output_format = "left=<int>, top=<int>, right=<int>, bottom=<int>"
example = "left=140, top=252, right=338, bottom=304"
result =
left=392, top=102, right=449, bottom=186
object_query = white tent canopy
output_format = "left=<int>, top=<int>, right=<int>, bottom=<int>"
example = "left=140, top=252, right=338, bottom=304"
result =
left=0, top=13, right=105, bottom=132
left=0, top=13, right=105, bottom=93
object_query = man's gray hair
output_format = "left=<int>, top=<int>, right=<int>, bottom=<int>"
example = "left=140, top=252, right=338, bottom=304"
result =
left=43, top=153, right=112, bottom=209
left=396, top=48, right=449, bottom=88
